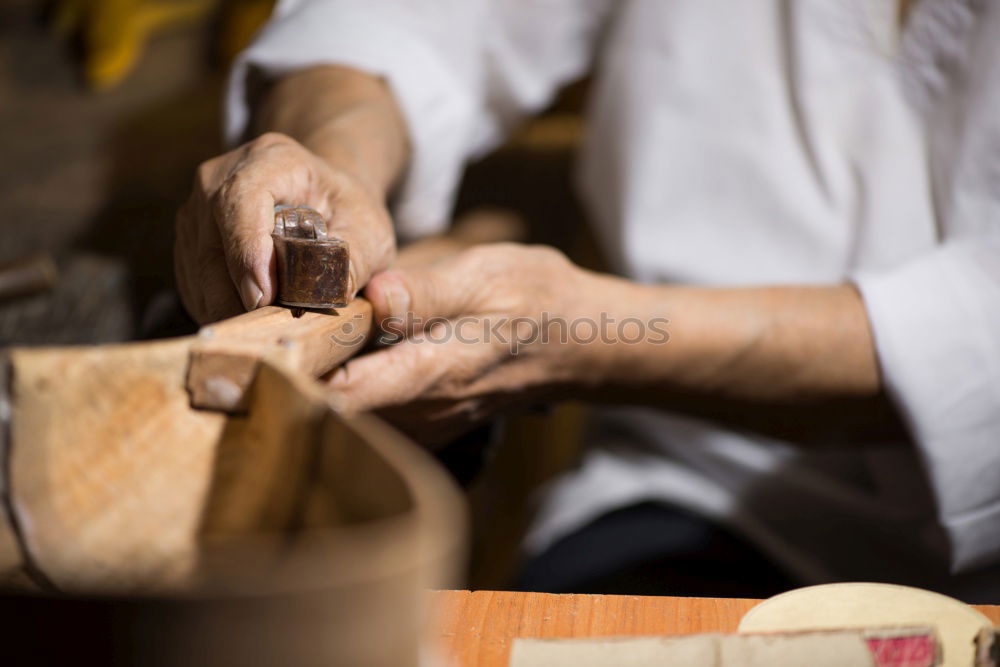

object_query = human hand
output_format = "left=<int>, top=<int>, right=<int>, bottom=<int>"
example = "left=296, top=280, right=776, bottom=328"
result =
left=174, top=132, right=395, bottom=323
left=327, top=243, right=613, bottom=445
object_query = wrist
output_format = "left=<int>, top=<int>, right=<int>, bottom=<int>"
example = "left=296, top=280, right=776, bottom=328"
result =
left=258, top=66, right=409, bottom=200
left=552, top=271, right=660, bottom=389
left=306, top=125, right=401, bottom=200
left=567, top=277, right=703, bottom=394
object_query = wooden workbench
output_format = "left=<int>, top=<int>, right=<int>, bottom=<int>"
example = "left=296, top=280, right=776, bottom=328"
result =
left=430, top=590, right=1000, bottom=667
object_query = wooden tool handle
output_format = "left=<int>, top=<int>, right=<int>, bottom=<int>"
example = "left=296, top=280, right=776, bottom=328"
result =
left=186, top=300, right=372, bottom=412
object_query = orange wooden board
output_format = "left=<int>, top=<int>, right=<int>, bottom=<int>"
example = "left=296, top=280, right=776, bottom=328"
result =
left=429, top=590, right=1000, bottom=667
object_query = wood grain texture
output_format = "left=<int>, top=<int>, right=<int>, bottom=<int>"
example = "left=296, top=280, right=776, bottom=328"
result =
left=186, top=300, right=372, bottom=412
left=429, top=590, right=1000, bottom=667
left=9, top=338, right=227, bottom=591
left=2, top=355, right=466, bottom=666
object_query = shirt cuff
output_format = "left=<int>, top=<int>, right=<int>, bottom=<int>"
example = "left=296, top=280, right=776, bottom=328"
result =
left=854, top=239, right=1000, bottom=572
left=225, top=1, right=481, bottom=239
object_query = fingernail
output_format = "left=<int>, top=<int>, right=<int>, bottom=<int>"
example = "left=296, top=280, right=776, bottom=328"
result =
left=239, top=274, right=263, bottom=311
left=382, top=277, right=410, bottom=321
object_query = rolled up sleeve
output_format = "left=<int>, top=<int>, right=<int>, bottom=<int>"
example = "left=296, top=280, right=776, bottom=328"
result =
left=225, top=0, right=609, bottom=239
left=854, top=237, right=1000, bottom=572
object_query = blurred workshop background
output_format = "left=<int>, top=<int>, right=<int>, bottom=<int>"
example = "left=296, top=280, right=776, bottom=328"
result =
left=0, top=0, right=248, bottom=345
left=0, top=0, right=597, bottom=590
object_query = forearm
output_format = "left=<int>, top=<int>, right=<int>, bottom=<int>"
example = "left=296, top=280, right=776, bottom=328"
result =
left=254, top=65, right=410, bottom=196
left=578, top=277, right=903, bottom=441
left=607, top=283, right=878, bottom=399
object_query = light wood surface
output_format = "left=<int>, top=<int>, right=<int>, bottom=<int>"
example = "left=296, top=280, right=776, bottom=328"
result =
left=1, top=216, right=514, bottom=592
left=9, top=338, right=227, bottom=591
left=3, top=355, right=466, bottom=665
left=186, top=300, right=372, bottom=412
left=430, top=590, right=1000, bottom=667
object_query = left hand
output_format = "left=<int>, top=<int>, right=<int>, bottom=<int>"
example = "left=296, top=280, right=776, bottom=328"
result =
left=328, top=243, right=607, bottom=445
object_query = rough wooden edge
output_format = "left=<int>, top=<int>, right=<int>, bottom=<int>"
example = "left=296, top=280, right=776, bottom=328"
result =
left=185, top=301, right=372, bottom=412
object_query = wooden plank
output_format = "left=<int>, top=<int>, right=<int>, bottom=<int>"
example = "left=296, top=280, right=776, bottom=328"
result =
left=186, top=300, right=372, bottom=412
left=9, top=338, right=227, bottom=592
left=429, top=590, right=1000, bottom=667
left=3, top=353, right=466, bottom=665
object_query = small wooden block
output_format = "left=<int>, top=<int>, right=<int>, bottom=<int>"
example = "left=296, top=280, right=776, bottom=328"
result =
left=186, top=301, right=372, bottom=412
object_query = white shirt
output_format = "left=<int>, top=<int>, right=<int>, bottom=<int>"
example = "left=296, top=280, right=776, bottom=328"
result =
left=228, top=0, right=1000, bottom=596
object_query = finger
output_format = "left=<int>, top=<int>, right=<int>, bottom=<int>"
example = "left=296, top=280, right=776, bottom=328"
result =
left=196, top=246, right=245, bottom=323
left=322, top=182, right=395, bottom=299
left=328, top=336, right=443, bottom=413
left=363, top=258, right=481, bottom=336
left=212, top=138, right=332, bottom=311
left=174, top=218, right=244, bottom=325
left=213, top=171, right=279, bottom=312
left=328, top=319, right=493, bottom=413
left=176, top=192, right=244, bottom=323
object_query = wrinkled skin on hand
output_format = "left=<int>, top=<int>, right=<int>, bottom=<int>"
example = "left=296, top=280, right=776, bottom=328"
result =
left=329, top=243, right=611, bottom=446
left=175, top=132, right=395, bottom=324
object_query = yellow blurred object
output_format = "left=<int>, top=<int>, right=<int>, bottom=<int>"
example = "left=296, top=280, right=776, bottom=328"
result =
left=54, top=0, right=214, bottom=90
left=53, top=0, right=275, bottom=91
left=218, top=0, right=276, bottom=64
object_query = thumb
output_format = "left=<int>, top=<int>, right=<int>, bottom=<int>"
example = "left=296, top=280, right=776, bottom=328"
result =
left=215, top=186, right=278, bottom=312
left=364, top=260, right=479, bottom=336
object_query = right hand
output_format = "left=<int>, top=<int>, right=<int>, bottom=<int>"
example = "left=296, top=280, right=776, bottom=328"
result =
left=174, top=132, right=396, bottom=324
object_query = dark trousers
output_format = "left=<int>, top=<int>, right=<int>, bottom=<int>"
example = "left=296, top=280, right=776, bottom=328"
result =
left=512, top=502, right=796, bottom=598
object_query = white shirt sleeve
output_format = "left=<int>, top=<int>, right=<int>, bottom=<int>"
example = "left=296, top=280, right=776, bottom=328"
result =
left=853, top=3, right=1000, bottom=573
left=854, top=240, right=1000, bottom=573
left=225, top=0, right=611, bottom=240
